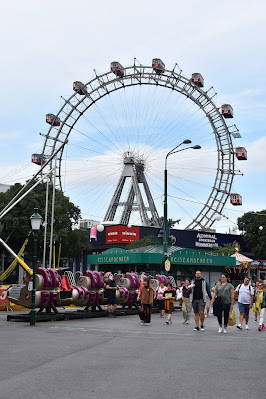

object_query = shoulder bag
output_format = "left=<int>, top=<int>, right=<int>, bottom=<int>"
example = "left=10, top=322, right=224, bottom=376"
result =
left=213, top=284, right=227, bottom=316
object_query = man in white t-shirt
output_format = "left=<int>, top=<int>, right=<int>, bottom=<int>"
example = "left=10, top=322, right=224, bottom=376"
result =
left=235, top=277, right=254, bottom=330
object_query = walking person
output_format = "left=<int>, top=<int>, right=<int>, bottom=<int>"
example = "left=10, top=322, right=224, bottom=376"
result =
left=155, top=281, right=167, bottom=317
left=255, top=282, right=266, bottom=331
left=190, top=270, right=212, bottom=331
left=182, top=278, right=192, bottom=324
left=163, top=282, right=176, bottom=324
left=235, top=277, right=254, bottom=330
left=105, top=274, right=120, bottom=317
left=254, top=281, right=260, bottom=322
left=211, top=273, right=234, bottom=333
left=139, top=277, right=153, bottom=325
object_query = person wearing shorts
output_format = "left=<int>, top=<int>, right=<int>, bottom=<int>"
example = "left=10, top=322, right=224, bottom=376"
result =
left=190, top=271, right=212, bottom=331
left=163, top=282, right=176, bottom=325
left=235, top=277, right=254, bottom=330
left=105, top=275, right=119, bottom=318
left=155, top=281, right=167, bottom=317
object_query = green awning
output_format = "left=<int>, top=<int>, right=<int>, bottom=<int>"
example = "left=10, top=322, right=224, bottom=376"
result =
left=87, top=246, right=235, bottom=267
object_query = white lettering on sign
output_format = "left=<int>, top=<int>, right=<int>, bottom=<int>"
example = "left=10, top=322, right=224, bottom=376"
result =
left=195, top=233, right=218, bottom=248
left=107, top=232, right=118, bottom=236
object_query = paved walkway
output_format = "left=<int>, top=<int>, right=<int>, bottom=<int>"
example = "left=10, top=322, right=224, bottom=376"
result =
left=0, top=308, right=264, bottom=399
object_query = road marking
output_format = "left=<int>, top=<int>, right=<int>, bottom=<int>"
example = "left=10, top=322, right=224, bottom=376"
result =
left=49, top=326, right=266, bottom=340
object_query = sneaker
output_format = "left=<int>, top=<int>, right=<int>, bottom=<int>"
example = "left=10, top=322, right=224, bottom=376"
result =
left=218, top=327, right=223, bottom=333
left=245, top=325, right=249, bottom=330
left=145, top=322, right=150, bottom=326
left=182, top=320, right=186, bottom=324
left=255, top=319, right=257, bottom=322
left=262, top=325, right=265, bottom=330
left=200, top=325, right=205, bottom=331
left=194, top=326, right=200, bottom=331
left=186, top=321, right=189, bottom=324
left=223, top=328, right=227, bottom=334
left=237, top=324, right=242, bottom=330
left=166, top=320, right=170, bottom=324
left=140, top=320, right=145, bottom=325
left=258, top=326, right=262, bottom=331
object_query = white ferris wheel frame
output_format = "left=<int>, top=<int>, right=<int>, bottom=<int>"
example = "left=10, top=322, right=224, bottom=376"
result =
left=41, top=61, right=239, bottom=230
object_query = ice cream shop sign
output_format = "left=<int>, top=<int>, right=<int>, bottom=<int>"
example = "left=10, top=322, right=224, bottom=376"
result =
left=106, top=225, right=139, bottom=244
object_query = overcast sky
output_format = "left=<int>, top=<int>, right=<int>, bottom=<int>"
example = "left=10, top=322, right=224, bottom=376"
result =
left=0, top=0, right=265, bottom=232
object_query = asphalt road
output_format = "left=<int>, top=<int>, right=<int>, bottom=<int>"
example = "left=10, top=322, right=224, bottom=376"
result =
left=0, top=308, right=264, bottom=399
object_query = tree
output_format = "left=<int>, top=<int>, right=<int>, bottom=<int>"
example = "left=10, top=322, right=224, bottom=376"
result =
left=0, top=181, right=90, bottom=262
left=126, top=235, right=154, bottom=249
left=214, top=241, right=238, bottom=257
left=237, top=210, right=266, bottom=259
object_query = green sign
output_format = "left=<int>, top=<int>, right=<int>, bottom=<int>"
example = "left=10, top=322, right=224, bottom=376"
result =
left=87, top=247, right=235, bottom=268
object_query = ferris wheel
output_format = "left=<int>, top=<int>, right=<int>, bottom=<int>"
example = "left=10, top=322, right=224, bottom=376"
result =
left=38, top=58, right=244, bottom=230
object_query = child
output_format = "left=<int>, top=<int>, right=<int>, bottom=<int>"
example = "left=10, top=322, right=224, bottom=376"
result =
left=163, top=282, right=176, bottom=324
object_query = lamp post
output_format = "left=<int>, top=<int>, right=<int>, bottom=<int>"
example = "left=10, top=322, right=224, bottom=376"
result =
left=30, top=207, right=42, bottom=326
left=163, top=141, right=201, bottom=261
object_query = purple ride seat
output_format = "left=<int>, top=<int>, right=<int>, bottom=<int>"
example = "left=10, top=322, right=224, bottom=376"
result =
left=48, top=292, right=58, bottom=305
left=80, top=286, right=89, bottom=301
left=87, top=291, right=97, bottom=306
left=132, top=273, right=140, bottom=288
left=85, top=271, right=97, bottom=289
left=37, top=268, right=51, bottom=288
left=38, top=292, right=50, bottom=307
left=93, top=271, right=104, bottom=289
left=126, top=273, right=137, bottom=289
left=47, top=268, right=60, bottom=288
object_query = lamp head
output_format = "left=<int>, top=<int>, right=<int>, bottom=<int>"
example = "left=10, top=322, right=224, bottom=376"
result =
left=97, top=224, right=104, bottom=233
left=183, top=139, right=192, bottom=144
left=30, top=207, right=42, bottom=231
left=193, top=145, right=201, bottom=149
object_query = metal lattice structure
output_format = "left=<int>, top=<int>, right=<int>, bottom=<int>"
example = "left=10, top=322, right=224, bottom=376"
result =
left=41, top=61, right=238, bottom=230
left=104, top=152, right=160, bottom=226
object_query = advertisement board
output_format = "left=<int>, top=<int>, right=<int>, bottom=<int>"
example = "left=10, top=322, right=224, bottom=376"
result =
left=106, top=225, right=139, bottom=244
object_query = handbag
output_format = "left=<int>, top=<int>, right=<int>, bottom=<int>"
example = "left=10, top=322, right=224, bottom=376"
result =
left=228, top=310, right=236, bottom=326
left=213, top=284, right=227, bottom=316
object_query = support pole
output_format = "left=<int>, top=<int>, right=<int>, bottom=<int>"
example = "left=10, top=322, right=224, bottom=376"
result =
left=49, top=159, right=56, bottom=268
left=30, top=231, right=38, bottom=326
left=42, top=177, right=49, bottom=268
left=163, top=166, right=168, bottom=257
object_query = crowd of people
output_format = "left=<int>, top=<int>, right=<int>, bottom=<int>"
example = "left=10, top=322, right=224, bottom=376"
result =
left=138, top=270, right=266, bottom=333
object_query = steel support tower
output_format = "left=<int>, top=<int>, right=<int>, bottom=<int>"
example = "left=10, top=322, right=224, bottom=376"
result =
left=104, top=153, right=160, bottom=227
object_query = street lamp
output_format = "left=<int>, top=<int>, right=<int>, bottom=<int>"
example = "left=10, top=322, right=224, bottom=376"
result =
left=163, top=141, right=201, bottom=260
left=30, top=207, right=42, bottom=326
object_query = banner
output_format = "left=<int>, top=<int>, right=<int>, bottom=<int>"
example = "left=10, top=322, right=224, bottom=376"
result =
left=90, top=225, right=97, bottom=241
left=106, top=225, right=139, bottom=244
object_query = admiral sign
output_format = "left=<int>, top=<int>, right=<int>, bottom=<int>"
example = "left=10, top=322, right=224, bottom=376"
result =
left=106, top=226, right=139, bottom=244
left=195, top=233, right=218, bottom=249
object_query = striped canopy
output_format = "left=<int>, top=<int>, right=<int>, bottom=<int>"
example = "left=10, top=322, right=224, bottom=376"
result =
left=230, top=252, right=253, bottom=263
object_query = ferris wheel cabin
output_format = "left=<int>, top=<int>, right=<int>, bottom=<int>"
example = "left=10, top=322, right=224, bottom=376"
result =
left=110, top=62, right=125, bottom=78
left=73, top=81, right=87, bottom=95
left=235, top=147, right=247, bottom=160
left=221, top=104, right=233, bottom=118
left=46, top=114, right=61, bottom=126
left=152, top=59, right=165, bottom=74
left=191, top=73, right=204, bottom=87
left=31, top=154, right=44, bottom=166
left=230, top=193, right=242, bottom=206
